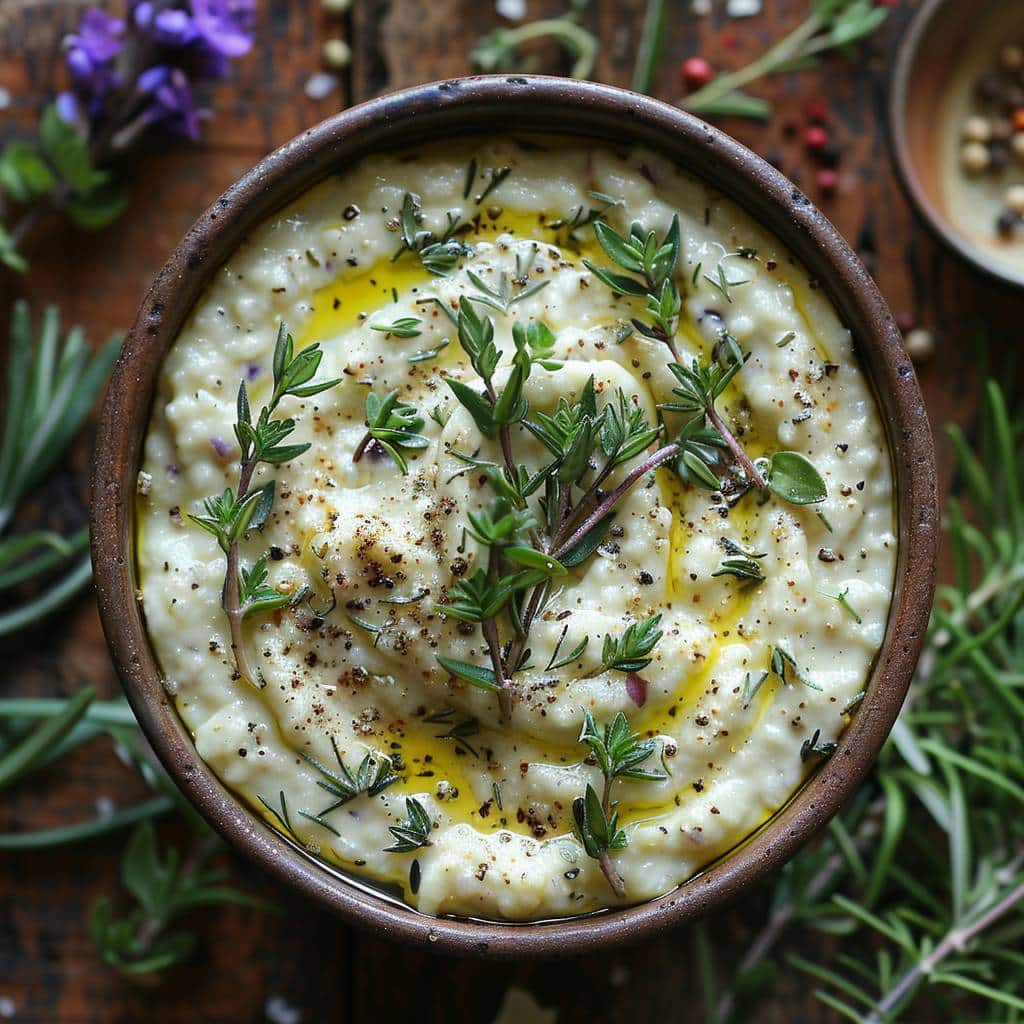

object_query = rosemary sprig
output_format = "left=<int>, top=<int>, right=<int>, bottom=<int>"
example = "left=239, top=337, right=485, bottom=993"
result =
left=680, top=1, right=890, bottom=121
left=769, top=645, right=823, bottom=692
left=465, top=268, right=550, bottom=313
left=190, top=323, right=341, bottom=688
left=712, top=557, right=765, bottom=583
left=700, top=381, right=1024, bottom=1023
left=384, top=797, right=433, bottom=854
left=301, top=740, right=398, bottom=816
left=574, top=709, right=666, bottom=896
left=90, top=822, right=266, bottom=975
left=0, top=303, right=119, bottom=628
left=370, top=316, right=421, bottom=338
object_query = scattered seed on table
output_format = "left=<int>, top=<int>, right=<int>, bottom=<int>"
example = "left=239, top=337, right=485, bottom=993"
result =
left=903, top=328, right=935, bottom=363
left=323, top=37, right=351, bottom=69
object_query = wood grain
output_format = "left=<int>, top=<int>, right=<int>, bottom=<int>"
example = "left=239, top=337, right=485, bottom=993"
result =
left=0, top=1, right=1013, bottom=1021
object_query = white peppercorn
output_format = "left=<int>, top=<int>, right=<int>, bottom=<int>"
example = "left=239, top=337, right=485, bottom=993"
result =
left=961, top=141, right=991, bottom=174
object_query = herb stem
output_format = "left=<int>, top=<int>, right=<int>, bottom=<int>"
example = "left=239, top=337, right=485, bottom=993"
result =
left=225, top=459, right=260, bottom=687
left=483, top=547, right=513, bottom=721
left=550, top=455, right=617, bottom=552
left=598, top=850, right=626, bottom=898
left=498, top=423, right=517, bottom=490
left=492, top=19, right=597, bottom=79
left=681, top=11, right=823, bottom=116
left=865, top=846, right=1024, bottom=1024
left=352, top=431, right=372, bottom=463
left=705, top=404, right=766, bottom=489
left=553, top=443, right=680, bottom=559
left=0, top=795, right=174, bottom=849
left=502, top=579, right=549, bottom=683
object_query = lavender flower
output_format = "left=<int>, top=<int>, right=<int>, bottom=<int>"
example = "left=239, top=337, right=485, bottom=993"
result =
left=69, top=8, right=125, bottom=63
left=0, top=0, right=256, bottom=273
left=191, top=0, right=256, bottom=58
left=60, top=2, right=255, bottom=146
left=137, top=65, right=203, bottom=141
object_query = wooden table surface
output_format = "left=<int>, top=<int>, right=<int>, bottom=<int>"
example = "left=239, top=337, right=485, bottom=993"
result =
left=0, top=2, right=1016, bottom=1021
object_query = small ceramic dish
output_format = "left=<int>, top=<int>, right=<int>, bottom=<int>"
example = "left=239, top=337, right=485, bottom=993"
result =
left=91, top=76, right=937, bottom=957
left=890, top=0, right=1024, bottom=288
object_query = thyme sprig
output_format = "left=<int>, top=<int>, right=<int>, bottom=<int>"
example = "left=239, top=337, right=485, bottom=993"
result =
left=392, top=192, right=473, bottom=276
left=190, top=323, right=341, bottom=688
left=583, top=215, right=683, bottom=361
left=660, top=337, right=827, bottom=503
left=431, top=298, right=673, bottom=722
left=594, top=613, right=664, bottom=675
left=352, top=389, right=428, bottom=474
left=574, top=709, right=667, bottom=896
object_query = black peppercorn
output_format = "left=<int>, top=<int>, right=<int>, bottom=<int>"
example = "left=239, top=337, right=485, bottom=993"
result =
left=997, top=209, right=1020, bottom=238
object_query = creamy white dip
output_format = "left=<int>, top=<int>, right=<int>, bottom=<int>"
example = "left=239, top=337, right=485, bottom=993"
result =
left=137, top=137, right=896, bottom=921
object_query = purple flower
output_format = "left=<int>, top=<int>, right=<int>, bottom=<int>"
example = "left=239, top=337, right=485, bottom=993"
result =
left=245, top=363, right=262, bottom=381
left=189, top=0, right=255, bottom=58
left=69, top=8, right=125, bottom=63
left=138, top=65, right=203, bottom=141
left=209, top=436, right=230, bottom=457
left=55, top=91, right=80, bottom=124
left=154, top=8, right=200, bottom=46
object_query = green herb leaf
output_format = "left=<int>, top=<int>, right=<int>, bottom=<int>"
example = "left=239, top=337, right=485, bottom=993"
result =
left=384, top=797, right=433, bottom=853
left=370, top=316, right=422, bottom=338
left=766, top=451, right=827, bottom=505
left=435, top=654, right=500, bottom=692
left=598, top=613, right=663, bottom=674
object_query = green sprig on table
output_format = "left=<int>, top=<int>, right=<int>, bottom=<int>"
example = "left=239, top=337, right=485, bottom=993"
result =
left=471, top=0, right=891, bottom=123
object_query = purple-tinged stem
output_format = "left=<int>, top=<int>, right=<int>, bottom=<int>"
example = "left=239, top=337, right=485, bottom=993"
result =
left=226, top=459, right=261, bottom=687
left=553, top=443, right=680, bottom=559
left=706, top=405, right=766, bottom=489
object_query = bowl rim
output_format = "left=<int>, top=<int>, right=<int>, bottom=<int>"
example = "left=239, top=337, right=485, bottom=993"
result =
left=888, top=0, right=1024, bottom=290
left=91, top=74, right=938, bottom=958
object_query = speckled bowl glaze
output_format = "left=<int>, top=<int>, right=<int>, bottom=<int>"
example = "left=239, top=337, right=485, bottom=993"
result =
left=91, top=76, right=937, bottom=958
left=889, top=0, right=1024, bottom=288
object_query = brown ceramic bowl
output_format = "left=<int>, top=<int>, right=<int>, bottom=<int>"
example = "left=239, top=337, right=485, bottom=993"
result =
left=91, top=76, right=937, bottom=957
left=889, top=0, right=1024, bottom=288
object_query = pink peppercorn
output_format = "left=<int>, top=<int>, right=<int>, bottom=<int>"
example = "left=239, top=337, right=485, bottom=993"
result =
left=817, top=169, right=839, bottom=194
left=681, top=57, right=714, bottom=92
left=804, top=125, right=829, bottom=153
